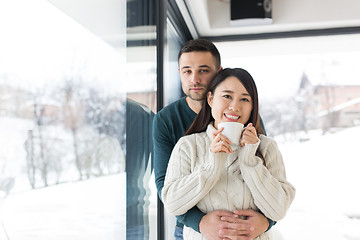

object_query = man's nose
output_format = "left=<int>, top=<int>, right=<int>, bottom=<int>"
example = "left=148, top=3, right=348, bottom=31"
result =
left=190, top=72, right=200, bottom=84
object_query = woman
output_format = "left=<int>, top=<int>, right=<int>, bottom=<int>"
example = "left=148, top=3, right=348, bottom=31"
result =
left=162, top=68, right=296, bottom=240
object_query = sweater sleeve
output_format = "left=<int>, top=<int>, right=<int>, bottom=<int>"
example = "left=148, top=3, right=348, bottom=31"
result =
left=162, top=137, right=228, bottom=216
left=238, top=138, right=296, bottom=221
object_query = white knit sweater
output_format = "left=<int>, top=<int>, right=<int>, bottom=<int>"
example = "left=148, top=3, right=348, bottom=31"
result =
left=162, top=123, right=296, bottom=240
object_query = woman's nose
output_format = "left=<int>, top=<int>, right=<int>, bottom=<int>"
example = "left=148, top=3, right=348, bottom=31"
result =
left=228, top=101, right=240, bottom=111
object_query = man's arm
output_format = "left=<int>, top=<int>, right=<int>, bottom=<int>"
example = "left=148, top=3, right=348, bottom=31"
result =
left=152, top=114, right=174, bottom=197
left=153, top=114, right=206, bottom=232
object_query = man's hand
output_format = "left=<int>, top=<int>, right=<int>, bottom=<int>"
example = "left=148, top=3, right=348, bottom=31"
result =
left=199, top=210, right=255, bottom=240
left=220, top=209, right=269, bottom=240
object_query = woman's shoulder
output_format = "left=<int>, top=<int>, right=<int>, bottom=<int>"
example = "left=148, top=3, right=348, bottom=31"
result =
left=258, top=134, right=279, bottom=153
left=175, top=123, right=213, bottom=150
left=173, top=132, right=208, bottom=156
left=178, top=131, right=208, bottom=145
left=259, top=134, right=273, bottom=142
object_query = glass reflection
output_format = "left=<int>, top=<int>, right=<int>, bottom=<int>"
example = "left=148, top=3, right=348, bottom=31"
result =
left=126, top=0, right=157, bottom=239
left=125, top=99, right=154, bottom=239
left=125, top=46, right=157, bottom=240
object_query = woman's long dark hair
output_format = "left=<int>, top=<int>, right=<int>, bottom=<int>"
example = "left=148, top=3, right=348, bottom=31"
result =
left=185, top=68, right=264, bottom=136
left=185, top=68, right=265, bottom=164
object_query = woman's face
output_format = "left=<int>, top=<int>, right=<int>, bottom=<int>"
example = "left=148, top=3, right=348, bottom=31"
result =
left=207, top=76, right=253, bottom=129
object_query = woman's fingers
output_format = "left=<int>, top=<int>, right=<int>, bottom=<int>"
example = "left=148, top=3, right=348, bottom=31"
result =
left=212, top=127, right=223, bottom=139
left=240, top=124, right=259, bottom=146
left=211, top=144, right=232, bottom=154
left=213, top=129, right=232, bottom=145
left=211, top=131, right=233, bottom=153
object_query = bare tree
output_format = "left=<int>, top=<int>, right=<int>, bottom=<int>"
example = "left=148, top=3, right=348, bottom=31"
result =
left=25, top=130, right=36, bottom=189
left=33, top=97, right=48, bottom=187
left=61, top=80, right=86, bottom=180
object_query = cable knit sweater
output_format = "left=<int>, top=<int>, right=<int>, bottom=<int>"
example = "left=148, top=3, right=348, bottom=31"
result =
left=162, top=123, right=296, bottom=240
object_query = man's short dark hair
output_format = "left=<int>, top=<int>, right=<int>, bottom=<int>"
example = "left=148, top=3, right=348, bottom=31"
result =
left=178, top=39, right=221, bottom=69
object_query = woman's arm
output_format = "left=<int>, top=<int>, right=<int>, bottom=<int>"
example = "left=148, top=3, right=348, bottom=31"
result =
left=239, top=137, right=296, bottom=221
left=162, top=137, right=228, bottom=216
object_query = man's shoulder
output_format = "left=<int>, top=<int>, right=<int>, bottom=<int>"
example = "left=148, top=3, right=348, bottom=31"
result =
left=157, top=98, right=186, bottom=114
left=154, top=98, right=187, bottom=122
left=153, top=97, right=196, bottom=141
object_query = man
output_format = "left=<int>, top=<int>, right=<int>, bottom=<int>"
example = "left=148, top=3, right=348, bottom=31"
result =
left=153, top=39, right=275, bottom=240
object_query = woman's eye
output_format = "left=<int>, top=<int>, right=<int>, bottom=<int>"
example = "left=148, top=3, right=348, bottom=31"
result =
left=241, top=98, right=250, bottom=102
left=223, top=95, right=231, bottom=99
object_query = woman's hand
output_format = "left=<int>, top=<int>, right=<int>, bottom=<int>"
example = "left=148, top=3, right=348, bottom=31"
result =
left=210, top=127, right=233, bottom=153
left=240, top=123, right=259, bottom=147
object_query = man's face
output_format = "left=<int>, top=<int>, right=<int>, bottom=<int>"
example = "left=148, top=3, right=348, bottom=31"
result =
left=178, top=51, right=219, bottom=101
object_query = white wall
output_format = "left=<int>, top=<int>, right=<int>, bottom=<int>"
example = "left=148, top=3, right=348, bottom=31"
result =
left=185, top=0, right=360, bottom=37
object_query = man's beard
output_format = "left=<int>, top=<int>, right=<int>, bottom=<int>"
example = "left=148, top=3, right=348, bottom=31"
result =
left=186, top=85, right=206, bottom=101
left=187, top=90, right=206, bottom=101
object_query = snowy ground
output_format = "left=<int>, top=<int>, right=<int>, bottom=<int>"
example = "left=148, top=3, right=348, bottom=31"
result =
left=274, top=126, right=360, bottom=240
left=1, top=127, right=360, bottom=239
left=0, top=174, right=127, bottom=240
left=0, top=173, right=158, bottom=240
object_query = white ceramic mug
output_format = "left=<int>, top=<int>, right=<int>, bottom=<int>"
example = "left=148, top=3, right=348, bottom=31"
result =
left=218, top=122, right=244, bottom=146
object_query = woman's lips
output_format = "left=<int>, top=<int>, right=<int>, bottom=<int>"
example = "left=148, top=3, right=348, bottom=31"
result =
left=224, top=113, right=240, bottom=121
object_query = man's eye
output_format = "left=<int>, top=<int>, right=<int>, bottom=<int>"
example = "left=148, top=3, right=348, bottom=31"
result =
left=199, top=69, right=209, bottom=73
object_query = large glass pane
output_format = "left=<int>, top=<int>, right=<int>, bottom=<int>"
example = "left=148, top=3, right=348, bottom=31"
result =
left=0, top=0, right=159, bottom=239
left=216, top=34, right=360, bottom=239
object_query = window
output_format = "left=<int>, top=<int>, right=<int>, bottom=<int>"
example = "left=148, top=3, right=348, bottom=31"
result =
left=0, top=0, right=158, bottom=239
left=217, top=34, right=360, bottom=239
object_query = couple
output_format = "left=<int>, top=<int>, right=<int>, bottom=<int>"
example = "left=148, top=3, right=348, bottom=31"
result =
left=153, top=39, right=295, bottom=240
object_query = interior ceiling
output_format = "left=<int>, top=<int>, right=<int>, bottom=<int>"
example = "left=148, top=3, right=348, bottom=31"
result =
left=46, top=0, right=360, bottom=46
left=179, top=0, right=360, bottom=38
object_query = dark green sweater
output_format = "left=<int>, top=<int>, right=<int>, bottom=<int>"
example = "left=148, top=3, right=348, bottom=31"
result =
left=153, top=97, right=203, bottom=230
left=153, top=97, right=275, bottom=232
